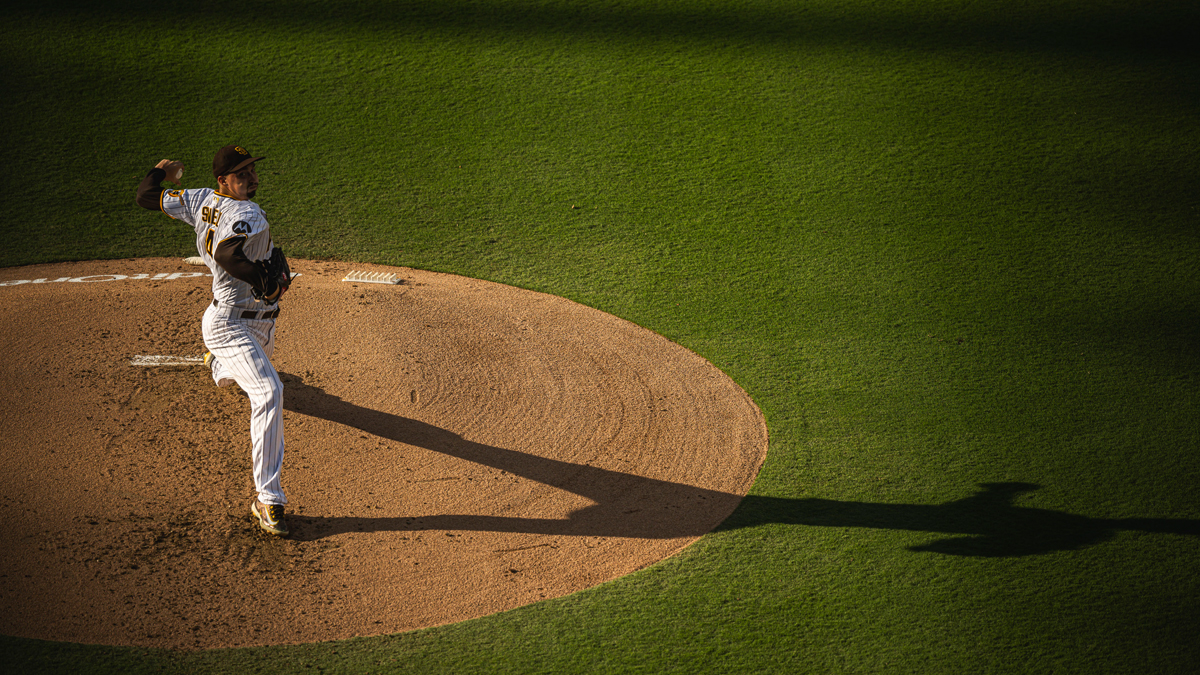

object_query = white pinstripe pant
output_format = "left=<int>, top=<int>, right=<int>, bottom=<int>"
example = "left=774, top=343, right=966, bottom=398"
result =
left=202, top=303, right=286, bottom=506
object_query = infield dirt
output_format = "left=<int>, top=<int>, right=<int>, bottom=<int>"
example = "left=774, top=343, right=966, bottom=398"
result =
left=0, top=258, right=767, bottom=649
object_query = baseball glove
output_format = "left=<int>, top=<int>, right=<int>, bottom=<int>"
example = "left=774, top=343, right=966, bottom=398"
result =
left=253, top=246, right=291, bottom=303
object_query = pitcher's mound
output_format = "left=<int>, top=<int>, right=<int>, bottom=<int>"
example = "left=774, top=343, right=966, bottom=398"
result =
left=0, top=258, right=767, bottom=649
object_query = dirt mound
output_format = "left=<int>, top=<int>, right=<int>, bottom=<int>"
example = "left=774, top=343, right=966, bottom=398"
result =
left=0, top=258, right=767, bottom=649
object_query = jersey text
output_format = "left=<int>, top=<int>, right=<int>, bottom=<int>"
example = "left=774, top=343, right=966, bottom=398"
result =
left=202, top=207, right=223, bottom=226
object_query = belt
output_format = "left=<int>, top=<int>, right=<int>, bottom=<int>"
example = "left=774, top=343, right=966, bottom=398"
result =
left=212, top=298, right=280, bottom=320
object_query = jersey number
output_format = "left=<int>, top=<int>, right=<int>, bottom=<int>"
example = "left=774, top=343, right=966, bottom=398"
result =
left=201, top=205, right=222, bottom=256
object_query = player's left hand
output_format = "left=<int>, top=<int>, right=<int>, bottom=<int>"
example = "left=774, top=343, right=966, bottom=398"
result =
left=255, top=247, right=292, bottom=304
left=264, top=283, right=287, bottom=303
left=155, top=158, right=185, bottom=185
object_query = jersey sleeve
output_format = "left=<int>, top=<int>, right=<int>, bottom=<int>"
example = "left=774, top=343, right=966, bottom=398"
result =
left=214, top=203, right=270, bottom=259
left=161, top=188, right=210, bottom=228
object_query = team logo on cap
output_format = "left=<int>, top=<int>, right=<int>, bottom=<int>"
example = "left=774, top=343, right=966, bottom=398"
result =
left=235, top=146, right=249, bottom=155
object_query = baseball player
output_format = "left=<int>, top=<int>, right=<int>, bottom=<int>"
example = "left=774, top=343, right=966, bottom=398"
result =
left=135, top=145, right=293, bottom=536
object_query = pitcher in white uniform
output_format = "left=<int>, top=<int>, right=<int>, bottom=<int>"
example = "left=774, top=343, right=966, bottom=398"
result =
left=136, top=144, right=291, bottom=536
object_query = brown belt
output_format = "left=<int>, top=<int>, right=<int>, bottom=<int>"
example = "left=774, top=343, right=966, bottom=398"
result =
left=212, top=298, right=280, bottom=320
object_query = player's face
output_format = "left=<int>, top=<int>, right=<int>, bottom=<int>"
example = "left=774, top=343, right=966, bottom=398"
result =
left=220, top=164, right=259, bottom=200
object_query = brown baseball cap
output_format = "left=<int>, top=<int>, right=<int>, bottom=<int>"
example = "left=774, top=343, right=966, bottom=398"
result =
left=212, top=144, right=266, bottom=178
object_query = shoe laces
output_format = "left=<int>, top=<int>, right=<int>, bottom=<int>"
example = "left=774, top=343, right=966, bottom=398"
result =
left=262, top=503, right=284, bottom=522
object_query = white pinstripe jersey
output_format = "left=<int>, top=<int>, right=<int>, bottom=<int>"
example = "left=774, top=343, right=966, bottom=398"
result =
left=161, top=188, right=276, bottom=310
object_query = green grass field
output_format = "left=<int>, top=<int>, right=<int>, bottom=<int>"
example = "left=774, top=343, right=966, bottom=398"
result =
left=3, top=0, right=1199, bottom=672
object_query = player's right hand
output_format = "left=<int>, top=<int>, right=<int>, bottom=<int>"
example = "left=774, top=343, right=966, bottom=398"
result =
left=155, top=159, right=184, bottom=185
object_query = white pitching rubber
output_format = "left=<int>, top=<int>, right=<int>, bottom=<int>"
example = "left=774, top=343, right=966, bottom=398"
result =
left=342, top=271, right=401, bottom=285
left=131, top=355, right=206, bottom=366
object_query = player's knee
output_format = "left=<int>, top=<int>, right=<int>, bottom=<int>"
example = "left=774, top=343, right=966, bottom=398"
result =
left=267, top=376, right=284, bottom=401
left=251, top=376, right=284, bottom=409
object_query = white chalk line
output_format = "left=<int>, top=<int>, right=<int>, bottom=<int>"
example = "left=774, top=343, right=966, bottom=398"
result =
left=131, top=355, right=205, bottom=366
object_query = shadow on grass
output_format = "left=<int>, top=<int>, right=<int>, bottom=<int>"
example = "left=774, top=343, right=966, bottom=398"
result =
left=8, top=0, right=1200, bottom=59
left=282, top=375, right=1199, bottom=557
left=721, top=484, right=1200, bottom=557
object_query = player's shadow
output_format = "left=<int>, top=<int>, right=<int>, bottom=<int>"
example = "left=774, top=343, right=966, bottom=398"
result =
left=280, top=375, right=1200, bottom=556
left=718, top=484, right=1200, bottom=557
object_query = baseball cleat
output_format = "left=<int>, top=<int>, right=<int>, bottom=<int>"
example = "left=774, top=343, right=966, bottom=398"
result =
left=203, top=351, right=215, bottom=370
left=250, top=500, right=289, bottom=536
